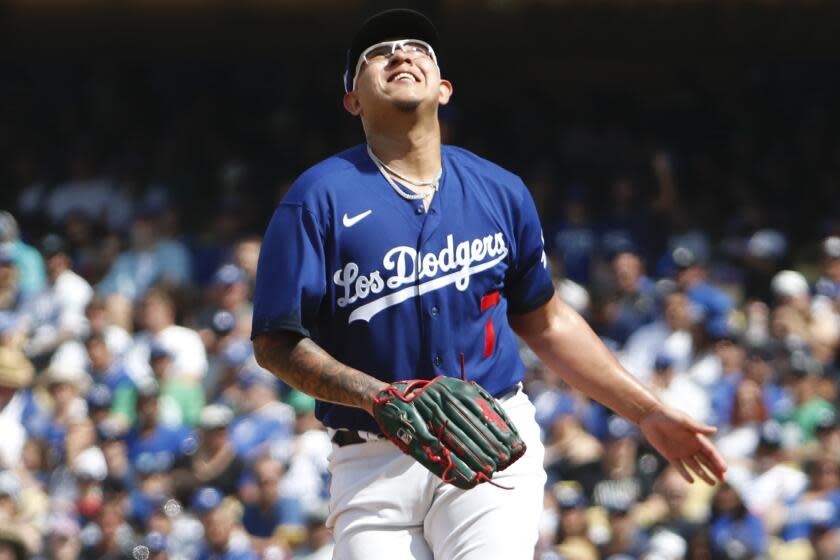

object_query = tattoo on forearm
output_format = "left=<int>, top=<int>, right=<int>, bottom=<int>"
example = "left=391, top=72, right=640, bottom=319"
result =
left=254, top=334, right=385, bottom=412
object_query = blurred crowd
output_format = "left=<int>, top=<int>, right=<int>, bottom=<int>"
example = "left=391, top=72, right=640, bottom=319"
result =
left=2, top=60, right=840, bottom=560
left=531, top=228, right=840, bottom=560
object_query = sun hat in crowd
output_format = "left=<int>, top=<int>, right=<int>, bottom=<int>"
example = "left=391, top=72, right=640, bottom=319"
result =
left=43, top=363, right=90, bottom=390
left=199, top=403, right=235, bottom=430
left=0, top=348, right=34, bottom=389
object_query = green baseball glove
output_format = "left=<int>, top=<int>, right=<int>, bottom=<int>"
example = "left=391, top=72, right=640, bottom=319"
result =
left=372, top=376, right=526, bottom=490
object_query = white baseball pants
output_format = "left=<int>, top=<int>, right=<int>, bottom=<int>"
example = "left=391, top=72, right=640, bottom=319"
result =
left=326, top=389, right=546, bottom=559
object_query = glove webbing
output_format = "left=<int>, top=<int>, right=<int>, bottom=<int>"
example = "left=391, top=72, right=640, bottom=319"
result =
left=373, top=381, right=513, bottom=490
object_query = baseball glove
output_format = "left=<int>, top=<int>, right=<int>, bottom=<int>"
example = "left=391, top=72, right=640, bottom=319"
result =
left=372, top=376, right=526, bottom=489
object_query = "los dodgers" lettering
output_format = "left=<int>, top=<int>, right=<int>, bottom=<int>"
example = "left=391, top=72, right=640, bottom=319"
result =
left=333, top=232, right=507, bottom=308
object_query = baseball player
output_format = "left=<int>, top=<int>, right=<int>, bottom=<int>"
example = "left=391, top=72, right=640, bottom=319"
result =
left=251, top=9, right=726, bottom=559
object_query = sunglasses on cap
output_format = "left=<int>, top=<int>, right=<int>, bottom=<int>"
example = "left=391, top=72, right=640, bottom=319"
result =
left=350, top=39, right=438, bottom=92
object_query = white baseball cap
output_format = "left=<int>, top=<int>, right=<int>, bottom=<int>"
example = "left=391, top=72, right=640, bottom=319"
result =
left=770, top=270, right=809, bottom=299
left=72, top=447, right=108, bottom=481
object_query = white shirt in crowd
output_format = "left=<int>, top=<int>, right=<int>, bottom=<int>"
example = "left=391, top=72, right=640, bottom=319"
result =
left=127, top=325, right=208, bottom=383
left=22, top=269, right=93, bottom=356
left=620, top=321, right=693, bottom=383
left=0, top=392, right=27, bottom=467
left=656, top=373, right=712, bottom=425
left=727, top=462, right=808, bottom=518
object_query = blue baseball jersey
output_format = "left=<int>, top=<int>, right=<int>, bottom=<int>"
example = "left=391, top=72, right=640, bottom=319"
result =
left=252, top=144, right=554, bottom=433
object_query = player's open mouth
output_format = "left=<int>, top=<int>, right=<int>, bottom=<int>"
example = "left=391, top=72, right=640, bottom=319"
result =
left=388, top=72, right=420, bottom=83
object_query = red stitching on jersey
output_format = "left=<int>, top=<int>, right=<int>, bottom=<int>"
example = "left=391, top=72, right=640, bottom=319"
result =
left=483, top=319, right=495, bottom=358
left=480, top=291, right=500, bottom=311
left=481, top=291, right=499, bottom=358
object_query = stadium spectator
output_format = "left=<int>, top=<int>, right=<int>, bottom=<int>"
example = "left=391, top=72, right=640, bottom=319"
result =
left=291, top=513, right=333, bottom=560
left=649, top=352, right=712, bottom=424
left=233, top=236, right=262, bottom=292
left=126, top=287, right=208, bottom=384
left=20, top=234, right=93, bottom=364
left=601, top=497, right=649, bottom=558
left=192, top=487, right=257, bottom=560
left=0, top=349, right=34, bottom=468
left=43, top=149, right=125, bottom=229
left=726, top=421, right=807, bottom=533
left=787, top=349, right=836, bottom=443
left=241, top=456, right=305, bottom=554
left=128, top=451, right=175, bottom=528
left=149, top=341, right=205, bottom=428
left=98, top=424, right=132, bottom=486
left=621, top=290, right=695, bottom=382
left=83, top=297, right=133, bottom=358
left=599, top=243, right=657, bottom=347
left=0, top=247, right=23, bottom=316
left=0, top=211, right=45, bottom=297
left=670, top=245, right=733, bottom=323
left=639, top=466, right=702, bottom=544
left=44, top=514, right=82, bottom=560
left=592, top=417, right=646, bottom=515
left=98, top=208, right=191, bottom=303
left=708, top=484, right=767, bottom=559
left=85, top=333, right=137, bottom=424
left=190, top=404, right=245, bottom=496
left=140, top=531, right=169, bottom=560
left=782, top=457, right=840, bottom=543
left=228, top=366, right=294, bottom=461
left=552, top=482, right=598, bottom=560
left=815, top=236, right=840, bottom=303
left=79, top=499, right=134, bottom=560
left=279, top=395, right=331, bottom=519
left=770, top=270, right=840, bottom=364
left=39, top=364, right=91, bottom=455
left=546, top=186, right=596, bottom=286
left=200, top=264, right=253, bottom=336
left=125, top=380, right=196, bottom=465
left=207, top=338, right=252, bottom=409
left=714, top=379, right=768, bottom=462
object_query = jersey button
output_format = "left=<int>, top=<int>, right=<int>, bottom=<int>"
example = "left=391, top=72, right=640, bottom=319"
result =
left=433, top=355, right=442, bottom=367
left=431, top=306, right=439, bottom=317
left=415, top=205, right=424, bottom=215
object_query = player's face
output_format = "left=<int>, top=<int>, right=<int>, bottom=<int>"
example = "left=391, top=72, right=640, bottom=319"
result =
left=345, top=38, right=452, bottom=117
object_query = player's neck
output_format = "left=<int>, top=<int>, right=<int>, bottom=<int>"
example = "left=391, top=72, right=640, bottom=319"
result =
left=365, top=120, right=442, bottom=182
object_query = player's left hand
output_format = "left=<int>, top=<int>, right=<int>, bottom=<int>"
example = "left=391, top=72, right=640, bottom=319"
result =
left=638, top=404, right=727, bottom=485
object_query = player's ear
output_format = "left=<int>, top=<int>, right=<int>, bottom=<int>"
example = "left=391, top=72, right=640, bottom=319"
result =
left=343, top=91, right=363, bottom=116
left=438, top=79, right=453, bottom=106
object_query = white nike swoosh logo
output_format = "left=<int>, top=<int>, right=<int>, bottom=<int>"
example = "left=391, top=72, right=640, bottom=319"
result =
left=342, top=210, right=372, bottom=227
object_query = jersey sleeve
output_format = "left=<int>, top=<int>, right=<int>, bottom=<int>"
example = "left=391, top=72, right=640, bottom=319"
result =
left=252, top=203, right=327, bottom=339
left=505, top=184, right=555, bottom=314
